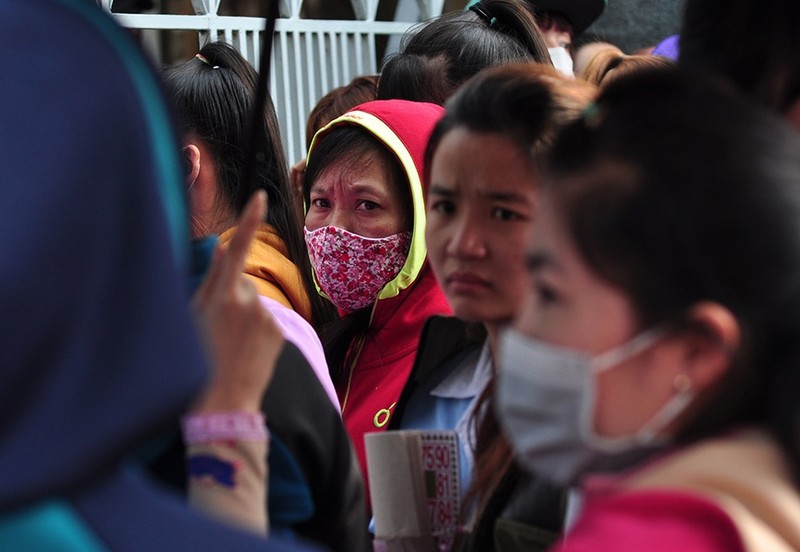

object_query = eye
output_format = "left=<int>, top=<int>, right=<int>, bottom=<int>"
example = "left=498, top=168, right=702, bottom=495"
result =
left=535, top=282, right=558, bottom=306
left=357, top=200, right=379, bottom=211
left=430, top=200, right=455, bottom=215
left=310, top=198, right=330, bottom=208
left=492, top=207, right=522, bottom=221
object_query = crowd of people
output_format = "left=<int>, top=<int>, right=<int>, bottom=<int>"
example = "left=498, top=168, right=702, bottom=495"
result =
left=3, top=0, right=800, bottom=550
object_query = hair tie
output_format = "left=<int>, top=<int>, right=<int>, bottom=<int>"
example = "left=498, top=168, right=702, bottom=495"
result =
left=582, top=102, right=606, bottom=129
left=195, top=53, right=220, bottom=69
left=469, top=2, right=496, bottom=27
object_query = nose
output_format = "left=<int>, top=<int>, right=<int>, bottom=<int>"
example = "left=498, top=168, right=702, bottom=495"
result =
left=446, top=216, right=487, bottom=259
left=329, top=208, right=353, bottom=233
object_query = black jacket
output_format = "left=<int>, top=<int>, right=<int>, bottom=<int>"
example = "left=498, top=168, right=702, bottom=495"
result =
left=148, top=342, right=371, bottom=552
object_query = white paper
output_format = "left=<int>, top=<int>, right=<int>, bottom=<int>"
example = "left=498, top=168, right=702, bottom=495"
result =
left=366, top=430, right=461, bottom=552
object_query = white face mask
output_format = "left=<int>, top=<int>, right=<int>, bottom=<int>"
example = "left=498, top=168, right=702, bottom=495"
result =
left=496, top=327, right=694, bottom=486
left=548, top=46, right=574, bottom=77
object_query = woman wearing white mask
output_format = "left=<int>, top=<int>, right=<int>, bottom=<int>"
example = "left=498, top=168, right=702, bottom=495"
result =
left=498, top=67, right=800, bottom=551
left=378, top=0, right=552, bottom=106
left=462, top=0, right=608, bottom=77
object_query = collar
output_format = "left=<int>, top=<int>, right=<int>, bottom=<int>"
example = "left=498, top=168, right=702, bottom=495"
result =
left=431, top=340, right=493, bottom=400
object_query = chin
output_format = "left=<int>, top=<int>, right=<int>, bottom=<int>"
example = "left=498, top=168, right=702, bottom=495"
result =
left=451, top=305, right=493, bottom=324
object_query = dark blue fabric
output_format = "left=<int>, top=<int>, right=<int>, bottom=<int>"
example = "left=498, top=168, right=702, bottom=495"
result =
left=0, top=0, right=205, bottom=510
left=190, top=236, right=219, bottom=295
left=72, top=467, right=321, bottom=551
left=0, top=1, right=322, bottom=550
left=268, top=433, right=315, bottom=527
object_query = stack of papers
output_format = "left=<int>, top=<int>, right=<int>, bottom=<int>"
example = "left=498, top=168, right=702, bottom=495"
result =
left=366, top=430, right=461, bottom=552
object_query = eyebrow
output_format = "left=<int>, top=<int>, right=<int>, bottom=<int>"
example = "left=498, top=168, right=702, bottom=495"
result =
left=429, top=184, right=455, bottom=196
left=481, top=190, right=533, bottom=203
left=309, top=181, right=386, bottom=196
left=348, top=182, right=387, bottom=196
left=429, top=184, right=532, bottom=203
left=308, top=181, right=327, bottom=194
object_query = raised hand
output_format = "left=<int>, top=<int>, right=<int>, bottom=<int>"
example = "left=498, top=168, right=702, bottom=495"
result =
left=190, top=191, right=284, bottom=413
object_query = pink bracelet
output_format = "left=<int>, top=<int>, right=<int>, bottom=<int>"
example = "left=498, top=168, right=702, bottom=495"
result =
left=181, top=411, right=268, bottom=444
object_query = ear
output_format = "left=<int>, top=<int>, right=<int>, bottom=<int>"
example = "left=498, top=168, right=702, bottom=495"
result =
left=785, top=97, right=800, bottom=131
left=680, top=301, right=740, bottom=392
left=182, top=144, right=201, bottom=189
left=182, top=140, right=226, bottom=237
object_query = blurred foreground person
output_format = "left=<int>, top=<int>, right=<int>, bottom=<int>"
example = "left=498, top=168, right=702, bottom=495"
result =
left=679, top=0, right=800, bottom=126
left=498, top=68, right=800, bottom=551
left=0, top=2, right=318, bottom=550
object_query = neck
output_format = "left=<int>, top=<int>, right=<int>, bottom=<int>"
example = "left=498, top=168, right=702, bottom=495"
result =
left=190, top=210, right=237, bottom=240
left=483, top=321, right=504, bottom=370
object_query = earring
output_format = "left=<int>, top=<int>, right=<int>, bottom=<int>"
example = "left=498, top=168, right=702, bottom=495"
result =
left=673, top=373, right=692, bottom=393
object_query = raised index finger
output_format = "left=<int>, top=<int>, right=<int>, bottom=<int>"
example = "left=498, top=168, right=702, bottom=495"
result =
left=217, top=190, right=267, bottom=286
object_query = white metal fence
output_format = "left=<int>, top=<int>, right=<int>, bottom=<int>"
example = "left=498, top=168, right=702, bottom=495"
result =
left=101, top=0, right=446, bottom=164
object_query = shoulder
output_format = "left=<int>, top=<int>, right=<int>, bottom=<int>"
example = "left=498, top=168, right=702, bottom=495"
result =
left=258, top=296, right=320, bottom=350
left=414, top=317, right=485, bottom=379
left=258, top=296, right=338, bottom=412
left=556, top=489, right=744, bottom=552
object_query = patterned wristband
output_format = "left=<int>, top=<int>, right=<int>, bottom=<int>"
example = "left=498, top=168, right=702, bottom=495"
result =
left=181, top=411, right=268, bottom=444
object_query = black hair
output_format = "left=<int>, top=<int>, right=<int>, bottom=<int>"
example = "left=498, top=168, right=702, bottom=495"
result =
left=163, top=41, right=333, bottom=328
left=679, top=0, right=800, bottom=112
left=303, top=124, right=412, bottom=384
left=425, top=62, right=596, bottom=183
left=305, top=75, right=379, bottom=150
left=378, top=0, right=552, bottom=105
left=545, top=66, right=800, bottom=478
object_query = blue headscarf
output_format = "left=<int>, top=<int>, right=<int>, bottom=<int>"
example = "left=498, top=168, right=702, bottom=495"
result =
left=0, top=0, right=207, bottom=511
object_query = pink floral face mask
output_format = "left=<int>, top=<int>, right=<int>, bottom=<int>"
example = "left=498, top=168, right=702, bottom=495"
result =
left=304, top=225, right=412, bottom=314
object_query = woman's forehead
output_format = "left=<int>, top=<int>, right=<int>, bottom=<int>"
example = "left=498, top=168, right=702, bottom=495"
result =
left=311, top=154, right=393, bottom=192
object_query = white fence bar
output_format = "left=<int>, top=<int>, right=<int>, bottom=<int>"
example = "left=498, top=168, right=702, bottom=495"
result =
left=110, top=12, right=421, bottom=162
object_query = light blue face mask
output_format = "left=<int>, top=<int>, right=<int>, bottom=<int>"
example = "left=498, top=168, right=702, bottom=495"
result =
left=495, top=327, right=694, bottom=486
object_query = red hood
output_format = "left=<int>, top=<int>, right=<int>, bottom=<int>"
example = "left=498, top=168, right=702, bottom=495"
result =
left=308, top=99, right=445, bottom=301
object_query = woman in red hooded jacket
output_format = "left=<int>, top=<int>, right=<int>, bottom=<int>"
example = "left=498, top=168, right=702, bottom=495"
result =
left=302, top=100, right=451, bottom=499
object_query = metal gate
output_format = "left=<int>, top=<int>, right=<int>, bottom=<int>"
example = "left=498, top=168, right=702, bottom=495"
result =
left=100, top=0, right=446, bottom=163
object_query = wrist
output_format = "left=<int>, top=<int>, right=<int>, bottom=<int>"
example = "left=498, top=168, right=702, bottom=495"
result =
left=181, top=411, right=268, bottom=444
left=192, top=378, right=263, bottom=413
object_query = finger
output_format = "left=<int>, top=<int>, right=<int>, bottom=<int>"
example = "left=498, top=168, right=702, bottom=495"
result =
left=217, top=190, right=266, bottom=286
left=290, top=160, right=305, bottom=197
